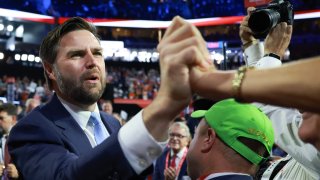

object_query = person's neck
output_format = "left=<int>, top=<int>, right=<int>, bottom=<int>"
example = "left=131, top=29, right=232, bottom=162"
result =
left=171, top=146, right=186, bottom=155
left=198, top=150, right=252, bottom=178
left=199, top=160, right=253, bottom=179
left=56, top=92, right=96, bottom=111
left=4, top=126, right=12, bottom=136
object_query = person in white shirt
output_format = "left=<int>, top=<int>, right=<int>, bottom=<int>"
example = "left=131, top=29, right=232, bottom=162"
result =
left=240, top=7, right=320, bottom=179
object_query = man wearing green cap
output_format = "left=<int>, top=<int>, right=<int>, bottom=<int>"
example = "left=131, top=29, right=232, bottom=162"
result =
left=186, top=99, right=274, bottom=180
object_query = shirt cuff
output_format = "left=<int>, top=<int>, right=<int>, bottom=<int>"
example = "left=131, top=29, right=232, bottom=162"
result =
left=244, top=42, right=264, bottom=67
left=256, top=56, right=282, bottom=69
left=118, top=110, right=167, bottom=174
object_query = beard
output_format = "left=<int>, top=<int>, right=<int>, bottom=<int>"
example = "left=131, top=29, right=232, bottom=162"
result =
left=54, top=66, right=106, bottom=105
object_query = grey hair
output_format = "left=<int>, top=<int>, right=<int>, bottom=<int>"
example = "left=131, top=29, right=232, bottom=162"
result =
left=169, top=121, right=191, bottom=139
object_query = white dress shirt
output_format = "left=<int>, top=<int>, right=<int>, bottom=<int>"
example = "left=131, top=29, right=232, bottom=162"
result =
left=58, top=97, right=109, bottom=147
left=57, top=96, right=166, bottom=174
left=170, top=147, right=187, bottom=170
left=245, top=44, right=320, bottom=179
left=0, top=135, right=6, bottom=164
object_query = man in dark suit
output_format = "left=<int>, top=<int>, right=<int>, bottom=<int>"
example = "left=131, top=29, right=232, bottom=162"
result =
left=0, top=103, right=19, bottom=179
left=187, top=99, right=275, bottom=180
left=153, top=122, right=191, bottom=180
left=8, top=16, right=210, bottom=179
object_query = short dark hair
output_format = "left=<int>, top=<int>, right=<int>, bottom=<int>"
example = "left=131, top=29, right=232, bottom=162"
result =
left=0, top=103, right=17, bottom=116
left=39, top=17, right=100, bottom=90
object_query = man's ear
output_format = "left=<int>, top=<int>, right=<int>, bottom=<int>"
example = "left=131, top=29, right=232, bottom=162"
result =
left=200, top=128, right=216, bottom=153
left=12, top=115, right=17, bottom=123
left=44, top=62, right=56, bottom=80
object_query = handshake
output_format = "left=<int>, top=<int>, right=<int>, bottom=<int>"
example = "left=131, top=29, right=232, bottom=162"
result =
left=155, top=16, right=320, bottom=153
left=156, top=16, right=244, bottom=114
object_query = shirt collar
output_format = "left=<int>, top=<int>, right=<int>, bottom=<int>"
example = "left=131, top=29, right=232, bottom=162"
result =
left=170, top=146, right=187, bottom=159
left=57, top=95, right=100, bottom=130
left=205, top=172, right=251, bottom=180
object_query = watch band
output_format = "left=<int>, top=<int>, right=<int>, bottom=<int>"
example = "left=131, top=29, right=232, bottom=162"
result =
left=264, top=53, right=280, bottom=60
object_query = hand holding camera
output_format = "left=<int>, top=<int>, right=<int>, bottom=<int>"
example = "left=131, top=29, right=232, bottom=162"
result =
left=240, top=3, right=293, bottom=60
left=264, top=22, right=293, bottom=59
left=248, top=0, right=294, bottom=38
left=239, top=7, right=257, bottom=46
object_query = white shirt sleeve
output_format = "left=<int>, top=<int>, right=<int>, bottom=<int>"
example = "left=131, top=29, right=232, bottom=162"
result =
left=256, top=56, right=282, bottom=69
left=254, top=104, right=320, bottom=177
left=244, top=42, right=281, bottom=69
left=244, top=42, right=264, bottom=67
left=247, top=43, right=320, bottom=176
left=118, top=110, right=167, bottom=174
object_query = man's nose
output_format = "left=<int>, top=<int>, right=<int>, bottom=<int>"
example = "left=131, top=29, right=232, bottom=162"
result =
left=85, top=52, right=98, bottom=68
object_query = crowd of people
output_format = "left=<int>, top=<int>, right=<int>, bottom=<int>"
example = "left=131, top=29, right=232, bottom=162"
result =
left=107, top=66, right=160, bottom=100
left=0, top=66, right=161, bottom=106
left=0, top=5, right=318, bottom=180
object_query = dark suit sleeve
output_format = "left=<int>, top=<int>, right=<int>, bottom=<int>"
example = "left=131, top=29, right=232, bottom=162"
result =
left=8, top=111, right=142, bottom=180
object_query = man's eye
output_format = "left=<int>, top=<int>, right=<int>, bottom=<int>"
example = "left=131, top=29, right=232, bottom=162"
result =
left=71, top=54, right=81, bottom=58
left=94, top=52, right=103, bottom=56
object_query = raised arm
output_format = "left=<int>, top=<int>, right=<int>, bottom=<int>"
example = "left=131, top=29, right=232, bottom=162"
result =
left=143, top=16, right=213, bottom=141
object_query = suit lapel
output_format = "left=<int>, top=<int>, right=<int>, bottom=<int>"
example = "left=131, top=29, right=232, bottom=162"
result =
left=42, top=94, right=93, bottom=155
left=100, top=112, right=120, bottom=135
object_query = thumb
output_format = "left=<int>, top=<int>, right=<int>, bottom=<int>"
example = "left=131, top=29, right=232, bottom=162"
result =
left=247, top=7, right=256, bottom=15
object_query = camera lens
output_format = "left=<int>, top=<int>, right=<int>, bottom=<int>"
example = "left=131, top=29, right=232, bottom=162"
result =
left=249, top=9, right=280, bottom=36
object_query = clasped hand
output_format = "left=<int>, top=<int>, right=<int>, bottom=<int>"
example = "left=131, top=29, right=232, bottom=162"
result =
left=157, top=16, right=215, bottom=109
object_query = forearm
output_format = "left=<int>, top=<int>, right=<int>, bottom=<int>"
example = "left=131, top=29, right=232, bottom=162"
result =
left=193, top=71, right=234, bottom=101
left=143, top=94, right=187, bottom=142
left=194, top=57, right=320, bottom=112
left=241, top=57, right=320, bottom=112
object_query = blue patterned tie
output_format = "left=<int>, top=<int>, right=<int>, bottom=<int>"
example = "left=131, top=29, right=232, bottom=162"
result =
left=88, top=113, right=108, bottom=145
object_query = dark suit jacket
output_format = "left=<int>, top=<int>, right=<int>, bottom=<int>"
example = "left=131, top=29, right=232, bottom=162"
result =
left=8, top=94, right=151, bottom=180
left=152, top=147, right=188, bottom=180
left=208, top=174, right=253, bottom=180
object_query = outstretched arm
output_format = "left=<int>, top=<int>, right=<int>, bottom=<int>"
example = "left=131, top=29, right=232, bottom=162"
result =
left=241, top=57, right=320, bottom=112
left=192, top=57, right=320, bottom=113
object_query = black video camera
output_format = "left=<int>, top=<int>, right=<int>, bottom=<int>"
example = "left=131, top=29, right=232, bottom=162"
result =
left=248, top=0, right=294, bottom=38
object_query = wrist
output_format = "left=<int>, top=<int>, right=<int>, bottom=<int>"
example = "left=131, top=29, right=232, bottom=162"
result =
left=145, top=94, right=187, bottom=121
left=143, top=96, right=183, bottom=141
left=264, top=53, right=281, bottom=60
left=242, top=39, right=259, bottom=50
left=232, top=66, right=255, bottom=101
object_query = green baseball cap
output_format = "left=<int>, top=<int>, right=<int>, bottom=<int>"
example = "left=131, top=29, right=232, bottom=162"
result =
left=191, top=99, right=274, bottom=165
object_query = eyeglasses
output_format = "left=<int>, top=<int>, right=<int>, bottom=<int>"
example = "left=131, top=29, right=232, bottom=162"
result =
left=169, top=133, right=186, bottom=139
